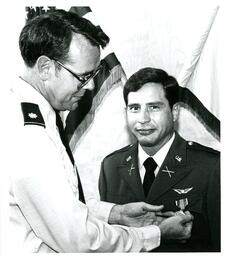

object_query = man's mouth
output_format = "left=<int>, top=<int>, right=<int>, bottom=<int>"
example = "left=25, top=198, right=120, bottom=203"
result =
left=72, top=89, right=86, bottom=98
left=136, top=128, right=155, bottom=135
left=72, top=92, right=85, bottom=101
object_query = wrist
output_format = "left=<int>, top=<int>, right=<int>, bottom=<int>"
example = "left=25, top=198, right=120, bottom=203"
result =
left=108, top=204, right=123, bottom=225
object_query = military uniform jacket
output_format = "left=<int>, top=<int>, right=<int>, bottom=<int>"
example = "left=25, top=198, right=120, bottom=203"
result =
left=8, top=78, right=160, bottom=253
left=99, top=132, right=220, bottom=252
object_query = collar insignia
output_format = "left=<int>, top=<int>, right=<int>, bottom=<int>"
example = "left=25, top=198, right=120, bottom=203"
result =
left=128, top=163, right=135, bottom=175
left=162, top=166, right=174, bottom=178
left=126, top=155, right=132, bottom=162
left=173, top=187, right=193, bottom=194
left=175, top=155, right=182, bottom=162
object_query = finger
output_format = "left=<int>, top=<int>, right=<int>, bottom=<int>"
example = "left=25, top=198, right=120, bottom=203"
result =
left=178, top=213, right=193, bottom=224
left=156, top=216, right=166, bottom=224
left=142, top=203, right=164, bottom=212
left=156, top=211, right=175, bottom=217
left=185, top=222, right=193, bottom=233
left=184, top=211, right=192, bottom=216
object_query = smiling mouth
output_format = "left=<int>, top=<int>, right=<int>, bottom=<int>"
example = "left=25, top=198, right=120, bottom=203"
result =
left=136, top=129, right=155, bottom=135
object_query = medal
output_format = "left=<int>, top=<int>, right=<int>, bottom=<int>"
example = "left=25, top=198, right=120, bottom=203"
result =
left=175, top=198, right=188, bottom=215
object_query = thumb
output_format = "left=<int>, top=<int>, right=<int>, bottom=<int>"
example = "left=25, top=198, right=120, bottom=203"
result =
left=142, top=203, right=164, bottom=212
left=179, top=213, right=193, bottom=224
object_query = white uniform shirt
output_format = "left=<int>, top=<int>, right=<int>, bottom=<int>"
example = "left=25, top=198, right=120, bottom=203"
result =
left=9, top=77, right=160, bottom=253
left=138, top=133, right=175, bottom=182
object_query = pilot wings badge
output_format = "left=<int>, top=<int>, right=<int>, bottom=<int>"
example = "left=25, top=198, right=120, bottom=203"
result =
left=173, top=187, right=193, bottom=194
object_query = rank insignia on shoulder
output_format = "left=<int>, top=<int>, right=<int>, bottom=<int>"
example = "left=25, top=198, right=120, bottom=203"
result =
left=21, top=102, right=45, bottom=128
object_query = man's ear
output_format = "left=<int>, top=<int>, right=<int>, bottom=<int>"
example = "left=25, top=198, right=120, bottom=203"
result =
left=36, top=56, right=52, bottom=81
left=172, top=103, right=180, bottom=122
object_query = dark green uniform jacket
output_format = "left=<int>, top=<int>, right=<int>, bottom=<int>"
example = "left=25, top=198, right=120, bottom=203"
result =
left=99, top=132, right=220, bottom=252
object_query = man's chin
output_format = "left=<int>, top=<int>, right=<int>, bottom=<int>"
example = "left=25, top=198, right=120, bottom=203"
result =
left=69, top=102, right=78, bottom=111
left=139, top=141, right=156, bottom=147
left=137, top=136, right=158, bottom=147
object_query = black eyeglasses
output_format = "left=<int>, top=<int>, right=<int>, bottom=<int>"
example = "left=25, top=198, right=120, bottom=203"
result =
left=55, top=60, right=102, bottom=90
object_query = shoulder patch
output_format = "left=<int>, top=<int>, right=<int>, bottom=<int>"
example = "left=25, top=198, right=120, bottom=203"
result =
left=105, top=144, right=135, bottom=158
left=21, top=102, right=45, bottom=128
left=187, top=140, right=219, bottom=154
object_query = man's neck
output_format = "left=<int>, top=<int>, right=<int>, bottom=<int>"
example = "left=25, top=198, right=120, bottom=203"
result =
left=20, top=69, right=47, bottom=102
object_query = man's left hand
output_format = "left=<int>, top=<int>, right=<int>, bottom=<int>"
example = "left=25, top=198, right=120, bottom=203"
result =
left=109, top=202, right=174, bottom=227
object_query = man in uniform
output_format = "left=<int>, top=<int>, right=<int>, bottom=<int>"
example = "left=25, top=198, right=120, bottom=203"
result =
left=9, top=10, right=193, bottom=253
left=99, top=67, right=220, bottom=252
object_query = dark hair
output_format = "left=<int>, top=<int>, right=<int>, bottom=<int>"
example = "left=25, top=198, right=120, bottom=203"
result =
left=123, top=67, right=179, bottom=109
left=19, top=9, right=109, bottom=67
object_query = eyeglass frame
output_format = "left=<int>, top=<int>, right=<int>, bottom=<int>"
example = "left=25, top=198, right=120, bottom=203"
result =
left=54, top=59, right=102, bottom=90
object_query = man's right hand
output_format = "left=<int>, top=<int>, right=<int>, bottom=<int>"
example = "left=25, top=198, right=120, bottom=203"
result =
left=159, top=211, right=193, bottom=243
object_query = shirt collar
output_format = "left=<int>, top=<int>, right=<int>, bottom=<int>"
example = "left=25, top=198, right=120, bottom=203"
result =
left=138, top=133, right=175, bottom=168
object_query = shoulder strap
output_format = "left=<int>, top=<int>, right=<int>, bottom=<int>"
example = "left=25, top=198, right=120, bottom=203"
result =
left=21, top=102, right=45, bottom=127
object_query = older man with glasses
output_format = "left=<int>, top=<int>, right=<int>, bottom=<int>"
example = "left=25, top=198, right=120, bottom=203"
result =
left=9, top=9, right=193, bottom=253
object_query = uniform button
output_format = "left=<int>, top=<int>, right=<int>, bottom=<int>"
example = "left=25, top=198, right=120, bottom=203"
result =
left=188, top=141, right=193, bottom=146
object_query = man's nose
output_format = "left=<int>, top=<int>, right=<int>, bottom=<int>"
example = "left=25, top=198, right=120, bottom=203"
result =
left=138, top=109, right=151, bottom=123
left=82, top=80, right=95, bottom=91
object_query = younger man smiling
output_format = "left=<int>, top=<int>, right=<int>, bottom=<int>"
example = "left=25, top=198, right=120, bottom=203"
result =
left=99, top=67, right=220, bottom=252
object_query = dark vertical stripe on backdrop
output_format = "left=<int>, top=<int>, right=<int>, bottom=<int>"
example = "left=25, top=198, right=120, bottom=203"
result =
left=179, top=87, right=220, bottom=139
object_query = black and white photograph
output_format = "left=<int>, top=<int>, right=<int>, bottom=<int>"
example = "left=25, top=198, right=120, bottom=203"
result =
left=0, top=0, right=223, bottom=254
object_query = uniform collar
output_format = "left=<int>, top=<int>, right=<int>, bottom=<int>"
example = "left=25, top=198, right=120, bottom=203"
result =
left=138, top=133, right=175, bottom=169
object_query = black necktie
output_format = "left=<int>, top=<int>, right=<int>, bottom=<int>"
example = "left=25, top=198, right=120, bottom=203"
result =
left=143, top=157, right=157, bottom=197
left=55, top=110, right=86, bottom=203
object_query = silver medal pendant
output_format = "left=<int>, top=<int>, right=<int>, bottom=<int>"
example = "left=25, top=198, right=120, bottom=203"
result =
left=175, top=198, right=188, bottom=215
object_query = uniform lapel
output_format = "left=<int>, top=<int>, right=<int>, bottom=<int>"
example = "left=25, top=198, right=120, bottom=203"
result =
left=117, top=143, right=145, bottom=201
left=147, top=133, right=191, bottom=202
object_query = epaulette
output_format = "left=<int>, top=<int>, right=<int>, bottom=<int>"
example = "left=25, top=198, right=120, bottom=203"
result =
left=105, top=143, right=135, bottom=158
left=21, top=102, right=45, bottom=128
left=186, top=140, right=219, bottom=154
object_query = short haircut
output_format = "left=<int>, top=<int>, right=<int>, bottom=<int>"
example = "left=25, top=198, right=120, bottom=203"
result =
left=123, top=67, right=180, bottom=108
left=19, top=9, right=109, bottom=67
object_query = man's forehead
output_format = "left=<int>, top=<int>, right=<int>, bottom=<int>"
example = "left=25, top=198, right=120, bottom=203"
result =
left=128, top=82, right=166, bottom=103
left=66, top=34, right=100, bottom=72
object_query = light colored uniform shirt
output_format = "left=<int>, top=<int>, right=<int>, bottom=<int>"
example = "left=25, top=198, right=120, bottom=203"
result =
left=8, top=77, right=160, bottom=253
left=138, top=133, right=175, bottom=182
